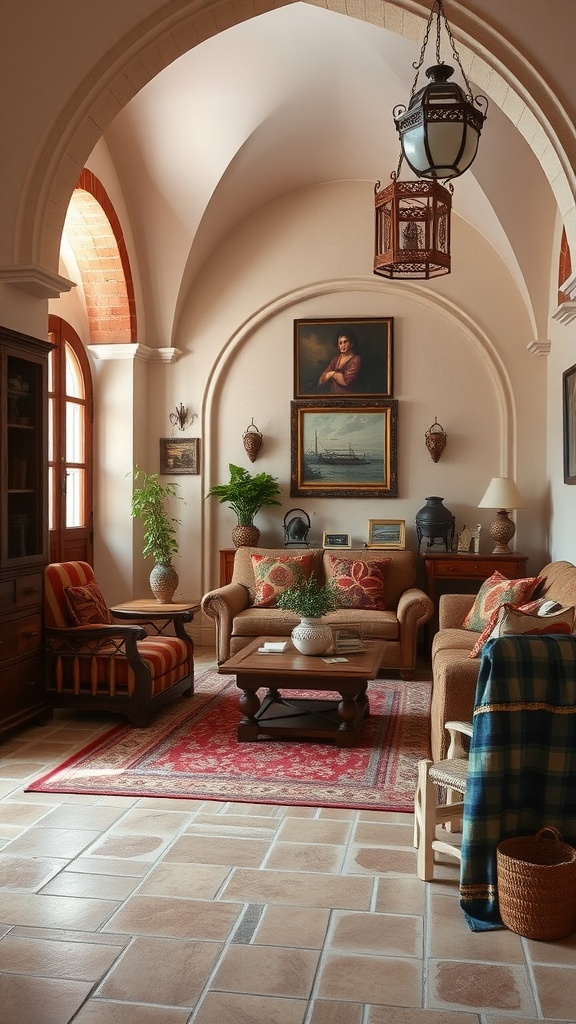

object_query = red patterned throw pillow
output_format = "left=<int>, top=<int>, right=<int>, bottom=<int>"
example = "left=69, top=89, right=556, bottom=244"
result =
left=251, top=553, right=315, bottom=608
left=462, top=571, right=541, bottom=633
left=469, top=601, right=575, bottom=658
left=65, top=580, right=112, bottom=625
left=327, top=555, right=391, bottom=610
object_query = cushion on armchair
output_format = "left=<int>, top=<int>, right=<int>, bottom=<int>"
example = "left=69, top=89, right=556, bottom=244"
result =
left=469, top=601, right=575, bottom=657
left=462, top=571, right=541, bottom=632
left=65, top=580, right=112, bottom=625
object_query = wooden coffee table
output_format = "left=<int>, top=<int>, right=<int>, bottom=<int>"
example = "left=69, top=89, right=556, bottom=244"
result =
left=218, top=636, right=386, bottom=746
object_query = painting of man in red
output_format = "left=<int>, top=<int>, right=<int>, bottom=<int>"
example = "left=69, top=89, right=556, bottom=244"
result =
left=318, top=331, right=361, bottom=393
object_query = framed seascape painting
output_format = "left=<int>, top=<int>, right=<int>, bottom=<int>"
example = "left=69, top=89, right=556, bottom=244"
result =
left=368, top=519, right=406, bottom=549
left=294, top=317, right=393, bottom=399
left=159, top=437, right=200, bottom=475
left=290, top=399, right=398, bottom=498
left=563, top=363, right=576, bottom=484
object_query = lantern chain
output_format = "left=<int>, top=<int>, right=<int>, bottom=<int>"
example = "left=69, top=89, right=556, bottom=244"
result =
left=407, top=1, right=475, bottom=104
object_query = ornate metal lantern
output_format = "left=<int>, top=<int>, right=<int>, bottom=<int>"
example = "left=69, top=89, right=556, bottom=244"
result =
left=393, top=0, right=488, bottom=181
left=373, top=1, right=487, bottom=281
left=374, top=177, right=451, bottom=280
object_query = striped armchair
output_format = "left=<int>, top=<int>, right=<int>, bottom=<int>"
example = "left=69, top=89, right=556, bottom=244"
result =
left=44, top=561, right=194, bottom=726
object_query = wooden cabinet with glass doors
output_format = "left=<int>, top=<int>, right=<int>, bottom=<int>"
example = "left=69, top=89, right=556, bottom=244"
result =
left=1, top=324, right=52, bottom=735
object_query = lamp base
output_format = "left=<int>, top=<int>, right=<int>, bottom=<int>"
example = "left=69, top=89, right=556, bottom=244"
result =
left=489, top=510, right=515, bottom=554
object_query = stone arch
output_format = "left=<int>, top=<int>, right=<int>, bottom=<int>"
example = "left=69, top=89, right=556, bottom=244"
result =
left=199, top=274, right=519, bottom=586
left=15, top=0, right=576, bottom=280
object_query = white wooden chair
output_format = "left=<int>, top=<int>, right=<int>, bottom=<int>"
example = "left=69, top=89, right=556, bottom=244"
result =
left=413, top=720, right=472, bottom=881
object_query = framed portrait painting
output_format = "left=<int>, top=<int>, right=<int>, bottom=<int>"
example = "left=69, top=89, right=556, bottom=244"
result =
left=159, top=437, right=200, bottom=475
left=294, top=317, right=393, bottom=399
left=290, top=399, right=398, bottom=498
left=563, top=363, right=576, bottom=484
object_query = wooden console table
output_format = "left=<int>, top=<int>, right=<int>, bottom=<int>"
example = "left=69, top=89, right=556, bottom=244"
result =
left=423, top=551, right=529, bottom=637
left=220, top=549, right=235, bottom=586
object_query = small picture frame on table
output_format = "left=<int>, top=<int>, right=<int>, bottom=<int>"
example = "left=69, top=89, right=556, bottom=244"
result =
left=368, top=519, right=406, bottom=549
left=332, top=625, right=365, bottom=653
left=323, top=532, right=352, bottom=549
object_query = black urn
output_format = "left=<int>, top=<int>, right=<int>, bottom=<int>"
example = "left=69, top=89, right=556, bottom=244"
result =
left=415, top=496, right=455, bottom=552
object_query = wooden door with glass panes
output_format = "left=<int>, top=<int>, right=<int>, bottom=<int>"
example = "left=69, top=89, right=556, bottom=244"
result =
left=48, top=316, right=93, bottom=565
left=1, top=324, right=52, bottom=734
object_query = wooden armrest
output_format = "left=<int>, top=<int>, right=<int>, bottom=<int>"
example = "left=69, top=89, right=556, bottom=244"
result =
left=445, top=719, right=473, bottom=760
left=111, top=609, right=193, bottom=644
left=46, top=623, right=147, bottom=641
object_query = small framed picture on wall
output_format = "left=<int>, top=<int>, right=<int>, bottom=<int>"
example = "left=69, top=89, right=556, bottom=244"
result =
left=159, top=437, right=200, bottom=475
left=563, top=363, right=576, bottom=484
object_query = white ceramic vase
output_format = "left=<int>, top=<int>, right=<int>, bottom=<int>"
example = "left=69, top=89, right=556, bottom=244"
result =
left=291, top=617, right=332, bottom=656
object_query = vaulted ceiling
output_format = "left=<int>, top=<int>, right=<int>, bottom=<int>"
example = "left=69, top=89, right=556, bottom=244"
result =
left=93, top=3, right=555, bottom=329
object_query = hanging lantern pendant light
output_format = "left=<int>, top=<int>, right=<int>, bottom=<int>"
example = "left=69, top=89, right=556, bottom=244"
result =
left=373, top=0, right=487, bottom=281
left=393, top=0, right=488, bottom=181
left=374, top=175, right=452, bottom=280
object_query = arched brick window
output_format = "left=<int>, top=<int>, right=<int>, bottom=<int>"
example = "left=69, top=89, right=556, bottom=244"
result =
left=64, top=169, right=136, bottom=343
left=558, top=227, right=572, bottom=304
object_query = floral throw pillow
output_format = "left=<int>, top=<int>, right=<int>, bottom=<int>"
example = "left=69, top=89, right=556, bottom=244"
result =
left=65, top=580, right=112, bottom=625
left=468, top=597, right=545, bottom=658
left=462, top=571, right=541, bottom=633
left=469, top=601, right=575, bottom=658
left=327, top=555, right=391, bottom=611
left=251, top=553, right=315, bottom=608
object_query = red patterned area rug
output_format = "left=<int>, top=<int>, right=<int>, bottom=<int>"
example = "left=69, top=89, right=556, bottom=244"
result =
left=27, top=672, right=432, bottom=811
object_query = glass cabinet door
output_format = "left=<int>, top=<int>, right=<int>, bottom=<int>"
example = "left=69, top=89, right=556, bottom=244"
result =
left=2, top=338, right=50, bottom=566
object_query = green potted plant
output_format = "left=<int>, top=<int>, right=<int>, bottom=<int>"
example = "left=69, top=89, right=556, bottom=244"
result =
left=205, top=463, right=282, bottom=547
left=277, top=571, right=338, bottom=655
left=130, top=467, right=184, bottom=602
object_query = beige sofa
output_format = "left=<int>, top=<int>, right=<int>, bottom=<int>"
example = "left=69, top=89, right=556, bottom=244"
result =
left=201, top=546, right=433, bottom=678
left=431, top=559, right=576, bottom=761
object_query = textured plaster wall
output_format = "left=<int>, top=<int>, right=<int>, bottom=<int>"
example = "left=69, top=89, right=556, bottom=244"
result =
left=169, top=179, right=548, bottom=597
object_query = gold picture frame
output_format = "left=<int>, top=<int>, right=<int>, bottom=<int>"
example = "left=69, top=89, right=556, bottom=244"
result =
left=290, top=399, right=398, bottom=498
left=368, top=519, right=406, bottom=549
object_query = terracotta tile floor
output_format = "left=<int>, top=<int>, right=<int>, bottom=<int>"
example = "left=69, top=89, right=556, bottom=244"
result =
left=0, top=650, right=575, bottom=1024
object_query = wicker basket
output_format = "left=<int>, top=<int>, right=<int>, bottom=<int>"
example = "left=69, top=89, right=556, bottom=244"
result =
left=497, top=827, right=576, bottom=940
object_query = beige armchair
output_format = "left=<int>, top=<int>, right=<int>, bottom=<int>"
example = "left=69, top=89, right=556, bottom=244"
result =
left=201, top=546, right=433, bottom=678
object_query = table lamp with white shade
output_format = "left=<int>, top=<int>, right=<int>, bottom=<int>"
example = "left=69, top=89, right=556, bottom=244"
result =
left=478, top=477, right=525, bottom=554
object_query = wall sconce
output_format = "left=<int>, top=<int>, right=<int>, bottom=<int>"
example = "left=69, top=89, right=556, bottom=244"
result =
left=169, top=403, right=195, bottom=431
left=242, top=418, right=263, bottom=462
left=425, top=417, right=447, bottom=462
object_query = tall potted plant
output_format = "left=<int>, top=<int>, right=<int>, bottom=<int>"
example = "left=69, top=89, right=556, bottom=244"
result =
left=130, top=467, right=184, bottom=602
left=205, top=463, right=282, bottom=547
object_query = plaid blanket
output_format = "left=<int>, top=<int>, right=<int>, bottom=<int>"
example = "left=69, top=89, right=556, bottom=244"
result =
left=459, top=634, right=576, bottom=930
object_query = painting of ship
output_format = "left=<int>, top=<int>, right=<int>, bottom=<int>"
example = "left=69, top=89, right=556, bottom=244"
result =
left=306, top=431, right=370, bottom=466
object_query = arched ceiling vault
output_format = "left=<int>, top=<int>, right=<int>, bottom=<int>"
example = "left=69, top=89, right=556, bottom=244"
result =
left=11, top=0, right=576, bottom=310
